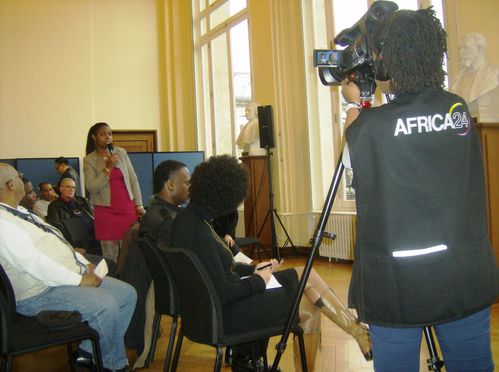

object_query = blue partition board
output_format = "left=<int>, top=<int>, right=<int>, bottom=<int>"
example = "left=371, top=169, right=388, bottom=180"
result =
left=0, top=159, right=17, bottom=167
left=128, top=153, right=154, bottom=204
left=16, top=157, right=80, bottom=195
left=1, top=152, right=204, bottom=204
left=152, top=151, right=205, bottom=175
left=128, top=151, right=205, bottom=205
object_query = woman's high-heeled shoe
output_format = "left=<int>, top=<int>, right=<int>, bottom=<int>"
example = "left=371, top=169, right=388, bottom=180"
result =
left=315, top=288, right=372, bottom=361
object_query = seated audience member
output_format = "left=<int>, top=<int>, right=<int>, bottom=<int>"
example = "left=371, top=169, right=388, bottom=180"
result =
left=139, top=160, right=191, bottom=242
left=19, top=176, right=38, bottom=211
left=170, top=155, right=372, bottom=370
left=212, top=210, right=240, bottom=255
left=33, top=182, right=58, bottom=220
left=120, top=160, right=190, bottom=368
left=0, top=163, right=137, bottom=372
left=54, top=156, right=81, bottom=195
left=47, top=178, right=101, bottom=256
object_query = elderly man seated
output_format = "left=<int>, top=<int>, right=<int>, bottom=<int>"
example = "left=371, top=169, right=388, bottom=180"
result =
left=47, top=177, right=101, bottom=256
left=0, top=163, right=137, bottom=372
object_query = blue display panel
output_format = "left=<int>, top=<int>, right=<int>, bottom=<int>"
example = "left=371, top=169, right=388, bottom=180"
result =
left=127, top=153, right=154, bottom=204
left=0, top=152, right=204, bottom=203
left=130, top=151, right=205, bottom=204
left=14, top=157, right=80, bottom=195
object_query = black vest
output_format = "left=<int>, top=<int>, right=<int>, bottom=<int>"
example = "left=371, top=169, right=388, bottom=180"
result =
left=347, top=87, right=498, bottom=326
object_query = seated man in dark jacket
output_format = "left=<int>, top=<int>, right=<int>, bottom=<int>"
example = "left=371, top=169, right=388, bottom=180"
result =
left=121, top=160, right=190, bottom=369
left=139, top=160, right=190, bottom=242
left=46, top=177, right=101, bottom=255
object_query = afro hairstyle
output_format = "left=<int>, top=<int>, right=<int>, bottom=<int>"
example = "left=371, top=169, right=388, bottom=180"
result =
left=188, top=154, right=249, bottom=216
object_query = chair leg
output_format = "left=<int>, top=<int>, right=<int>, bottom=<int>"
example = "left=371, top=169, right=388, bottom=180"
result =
left=145, top=312, right=161, bottom=368
left=297, top=333, right=308, bottom=372
left=163, top=315, right=178, bottom=372
left=3, top=355, right=12, bottom=372
left=214, top=346, right=223, bottom=372
left=91, top=336, right=104, bottom=372
left=171, top=327, right=183, bottom=372
left=260, top=339, right=269, bottom=372
left=67, top=342, right=76, bottom=372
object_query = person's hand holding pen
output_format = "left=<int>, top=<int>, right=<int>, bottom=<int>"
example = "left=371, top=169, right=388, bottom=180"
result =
left=254, top=259, right=282, bottom=284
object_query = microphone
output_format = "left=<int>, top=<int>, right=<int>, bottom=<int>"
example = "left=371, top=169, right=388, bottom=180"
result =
left=107, top=143, right=119, bottom=168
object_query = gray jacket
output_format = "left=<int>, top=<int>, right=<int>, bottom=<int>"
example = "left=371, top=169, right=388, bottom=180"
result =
left=83, top=146, right=143, bottom=207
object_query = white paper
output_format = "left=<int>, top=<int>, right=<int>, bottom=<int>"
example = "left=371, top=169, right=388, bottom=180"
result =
left=94, top=259, right=109, bottom=279
left=234, top=251, right=253, bottom=264
left=266, top=274, right=282, bottom=289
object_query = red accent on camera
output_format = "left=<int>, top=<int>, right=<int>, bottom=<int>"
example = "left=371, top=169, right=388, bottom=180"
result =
left=361, top=100, right=372, bottom=109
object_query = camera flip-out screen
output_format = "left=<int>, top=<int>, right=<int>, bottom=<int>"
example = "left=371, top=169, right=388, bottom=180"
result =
left=313, top=49, right=341, bottom=67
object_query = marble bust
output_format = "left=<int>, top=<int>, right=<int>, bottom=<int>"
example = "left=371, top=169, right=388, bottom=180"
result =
left=451, top=33, right=499, bottom=104
left=236, top=101, right=266, bottom=156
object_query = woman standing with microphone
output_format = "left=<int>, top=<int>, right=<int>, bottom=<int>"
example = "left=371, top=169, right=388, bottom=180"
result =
left=84, top=122, right=145, bottom=262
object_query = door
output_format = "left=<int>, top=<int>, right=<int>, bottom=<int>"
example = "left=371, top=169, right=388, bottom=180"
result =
left=112, top=130, right=157, bottom=152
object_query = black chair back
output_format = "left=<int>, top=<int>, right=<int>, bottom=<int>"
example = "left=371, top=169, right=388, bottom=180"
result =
left=137, top=237, right=180, bottom=316
left=158, top=244, right=223, bottom=345
left=0, top=265, right=14, bottom=354
left=0, top=264, right=19, bottom=321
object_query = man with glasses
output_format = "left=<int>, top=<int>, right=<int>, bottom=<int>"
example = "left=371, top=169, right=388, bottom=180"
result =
left=47, top=178, right=100, bottom=256
left=54, top=156, right=80, bottom=196
left=0, top=163, right=137, bottom=372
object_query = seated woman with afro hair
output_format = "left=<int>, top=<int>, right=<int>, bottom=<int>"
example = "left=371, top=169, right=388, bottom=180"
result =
left=169, top=155, right=372, bottom=369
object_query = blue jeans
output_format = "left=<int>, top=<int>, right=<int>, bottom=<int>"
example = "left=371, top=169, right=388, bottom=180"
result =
left=370, top=308, right=494, bottom=372
left=17, top=277, right=137, bottom=370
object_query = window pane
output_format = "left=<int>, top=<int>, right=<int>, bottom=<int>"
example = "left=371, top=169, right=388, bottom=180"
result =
left=201, top=17, right=207, bottom=35
left=199, top=0, right=207, bottom=12
left=331, top=1, right=369, bottom=202
left=230, top=20, right=252, bottom=155
left=211, top=34, right=232, bottom=154
left=332, top=0, right=368, bottom=38
left=201, top=45, right=213, bottom=153
left=210, top=0, right=247, bottom=30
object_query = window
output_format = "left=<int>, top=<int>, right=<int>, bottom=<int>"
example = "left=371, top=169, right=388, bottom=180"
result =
left=192, top=0, right=251, bottom=158
left=304, top=0, right=444, bottom=210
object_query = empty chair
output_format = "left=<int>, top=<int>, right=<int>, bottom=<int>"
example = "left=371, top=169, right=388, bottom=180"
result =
left=158, top=244, right=307, bottom=372
left=0, top=263, right=103, bottom=372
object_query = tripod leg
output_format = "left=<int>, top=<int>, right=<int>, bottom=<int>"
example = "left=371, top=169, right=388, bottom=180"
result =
left=423, top=326, right=444, bottom=371
left=272, top=210, right=295, bottom=256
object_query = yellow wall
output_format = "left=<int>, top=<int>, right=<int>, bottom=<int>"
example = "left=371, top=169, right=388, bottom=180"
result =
left=0, top=0, right=164, bottom=159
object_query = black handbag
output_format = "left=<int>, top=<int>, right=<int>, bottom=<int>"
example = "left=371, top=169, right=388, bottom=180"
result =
left=36, top=310, right=82, bottom=330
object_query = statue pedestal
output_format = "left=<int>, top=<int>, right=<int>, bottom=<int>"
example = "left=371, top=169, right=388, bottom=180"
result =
left=469, top=87, right=499, bottom=123
left=240, top=156, right=272, bottom=251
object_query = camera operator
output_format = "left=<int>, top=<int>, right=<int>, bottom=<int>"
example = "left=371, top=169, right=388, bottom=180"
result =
left=341, top=8, right=498, bottom=372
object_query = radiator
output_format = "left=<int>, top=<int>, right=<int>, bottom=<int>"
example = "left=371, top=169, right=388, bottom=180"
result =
left=318, top=213, right=355, bottom=261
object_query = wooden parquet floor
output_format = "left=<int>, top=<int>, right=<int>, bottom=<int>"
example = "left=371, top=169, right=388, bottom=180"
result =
left=11, top=257, right=499, bottom=371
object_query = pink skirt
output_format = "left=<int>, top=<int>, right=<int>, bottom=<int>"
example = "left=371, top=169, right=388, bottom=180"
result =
left=94, top=168, right=137, bottom=240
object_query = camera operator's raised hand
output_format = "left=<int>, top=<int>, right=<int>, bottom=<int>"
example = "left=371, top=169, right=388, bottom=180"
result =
left=341, top=78, right=361, bottom=132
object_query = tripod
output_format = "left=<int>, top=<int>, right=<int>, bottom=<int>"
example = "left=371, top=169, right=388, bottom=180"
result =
left=270, top=152, right=444, bottom=371
left=256, top=147, right=295, bottom=260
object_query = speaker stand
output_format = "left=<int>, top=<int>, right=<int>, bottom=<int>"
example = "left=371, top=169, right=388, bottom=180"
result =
left=256, top=148, right=295, bottom=260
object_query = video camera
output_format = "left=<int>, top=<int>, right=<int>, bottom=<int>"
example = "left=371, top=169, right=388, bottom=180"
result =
left=313, top=1, right=398, bottom=97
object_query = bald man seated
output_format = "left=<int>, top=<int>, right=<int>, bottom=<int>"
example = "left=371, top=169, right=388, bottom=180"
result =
left=0, top=163, right=137, bottom=372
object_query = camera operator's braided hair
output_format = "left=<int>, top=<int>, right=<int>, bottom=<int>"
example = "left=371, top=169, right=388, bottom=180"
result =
left=382, top=7, right=447, bottom=95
